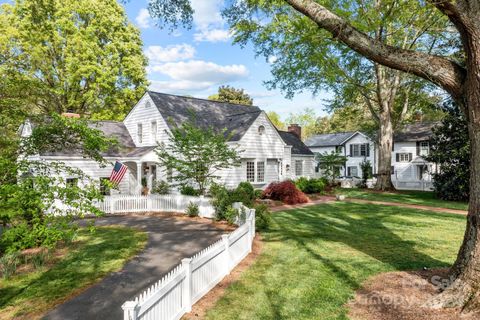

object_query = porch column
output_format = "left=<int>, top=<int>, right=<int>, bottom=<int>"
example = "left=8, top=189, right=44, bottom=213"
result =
left=136, top=162, right=142, bottom=195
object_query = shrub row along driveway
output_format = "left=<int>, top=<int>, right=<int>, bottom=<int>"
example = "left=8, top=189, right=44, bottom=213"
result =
left=45, top=215, right=225, bottom=320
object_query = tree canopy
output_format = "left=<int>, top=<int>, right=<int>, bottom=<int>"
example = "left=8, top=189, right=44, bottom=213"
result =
left=208, top=85, right=253, bottom=106
left=0, top=0, right=148, bottom=120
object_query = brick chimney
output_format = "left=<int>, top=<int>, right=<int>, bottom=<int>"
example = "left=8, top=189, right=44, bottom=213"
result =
left=61, top=112, right=81, bottom=118
left=288, top=124, right=302, bottom=139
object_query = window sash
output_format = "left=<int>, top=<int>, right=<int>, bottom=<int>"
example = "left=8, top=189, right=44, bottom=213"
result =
left=151, top=121, right=157, bottom=139
left=137, top=124, right=143, bottom=143
left=257, top=161, right=265, bottom=182
left=246, top=161, right=255, bottom=182
left=295, top=160, right=303, bottom=176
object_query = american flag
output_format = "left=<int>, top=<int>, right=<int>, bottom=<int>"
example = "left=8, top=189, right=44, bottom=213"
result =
left=109, top=161, right=128, bottom=185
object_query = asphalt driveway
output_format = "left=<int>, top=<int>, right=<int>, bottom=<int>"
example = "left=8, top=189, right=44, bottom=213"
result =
left=44, top=215, right=225, bottom=320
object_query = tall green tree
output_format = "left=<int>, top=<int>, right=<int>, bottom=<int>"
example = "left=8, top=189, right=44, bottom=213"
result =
left=147, top=0, right=480, bottom=311
left=285, top=107, right=318, bottom=140
left=426, top=102, right=469, bottom=201
left=266, top=111, right=286, bottom=130
left=208, top=85, right=253, bottom=106
left=155, top=119, right=241, bottom=195
left=0, top=0, right=148, bottom=120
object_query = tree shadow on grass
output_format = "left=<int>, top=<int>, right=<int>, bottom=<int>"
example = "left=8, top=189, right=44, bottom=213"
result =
left=266, top=202, right=457, bottom=290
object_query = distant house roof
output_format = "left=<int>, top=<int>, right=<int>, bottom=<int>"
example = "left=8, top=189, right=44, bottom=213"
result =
left=394, top=122, right=439, bottom=142
left=304, top=132, right=358, bottom=147
left=147, top=91, right=262, bottom=141
left=278, top=131, right=314, bottom=155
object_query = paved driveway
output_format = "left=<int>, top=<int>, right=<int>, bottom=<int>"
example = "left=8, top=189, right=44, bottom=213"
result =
left=45, top=215, right=225, bottom=320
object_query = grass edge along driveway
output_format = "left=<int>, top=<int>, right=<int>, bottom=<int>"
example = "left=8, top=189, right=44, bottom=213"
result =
left=335, top=188, right=468, bottom=211
left=205, top=202, right=465, bottom=320
left=0, top=226, right=147, bottom=319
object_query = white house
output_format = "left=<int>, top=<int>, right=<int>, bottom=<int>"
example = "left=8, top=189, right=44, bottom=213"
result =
left=391, top=122, right=438, bottom=183
left=305, top=122, right=439, bottom=190
left=305, top=131, right=376, bottom=178
left=19, top=91, right=314, bottom=194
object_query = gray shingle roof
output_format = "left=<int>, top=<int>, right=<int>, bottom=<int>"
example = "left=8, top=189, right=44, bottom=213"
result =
left=278, top=131, right=314, bottom=155
left=40, top=121, right=151, bottom=158
left=148, top=91, right=262, bottom=141
left=304, top=132, right=357, bottom=147
left=394, top=122, right=438, bottom=142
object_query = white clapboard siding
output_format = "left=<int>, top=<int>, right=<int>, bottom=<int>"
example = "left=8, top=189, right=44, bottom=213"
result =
left=122, top=204, right=256, bottom=320
left=94, top=194, right=215, bottom=218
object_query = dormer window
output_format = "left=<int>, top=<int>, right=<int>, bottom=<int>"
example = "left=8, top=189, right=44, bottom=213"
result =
left=258, top=125, right=265, bottom=135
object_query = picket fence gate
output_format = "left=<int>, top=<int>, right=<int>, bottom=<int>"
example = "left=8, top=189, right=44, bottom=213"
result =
left=94, top=194, right=215, bottom=218
left=393, top=180, right=434, bottom=191
left=122, top=203, right=255, bottom=320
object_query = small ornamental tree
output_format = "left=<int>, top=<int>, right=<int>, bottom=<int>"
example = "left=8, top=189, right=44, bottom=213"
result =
left=359, top=159, right=373, bottom=188
left=155, top=119, right=241, bottom=195
left=426, top=103, right=469, bottom=201
left=316, top=151, right=348, bottom=184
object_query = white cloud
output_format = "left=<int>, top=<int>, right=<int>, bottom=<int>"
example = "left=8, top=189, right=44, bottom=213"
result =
left=150, top=60, right=249, bottom=83
left=268, top=56, right=278, bottom=64
left=135, top=8, right=151, bottom=29
left=189, top=0, right=232, bottom=43
left=150, top=80, right=213, bottom=93
left=194, top=28, right=231, bottom=42
left=145, top=44, right=196, bottom=64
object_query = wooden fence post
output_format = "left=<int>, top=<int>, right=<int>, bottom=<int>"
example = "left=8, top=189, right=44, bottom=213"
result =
left=222, top=234, right=231, bottom=275
left=182, top=258, right=192, bottom=312
left=122, top=300, right=139, bottom=320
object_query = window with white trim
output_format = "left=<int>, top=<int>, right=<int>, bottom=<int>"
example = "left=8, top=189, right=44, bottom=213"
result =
left=151, top=121, right=157, bottom=140
left=295, top=160, right=303, bottom=176
left=66, top=178, right=78, bottom=187
left=246, top=161, right=255, bottom=182
left=398, top=153, right=412, bottom=162
left=419, top=141, right=429, bottom=156
left=145, top=101, right=151, bottom=108
left=350, top=143, right=369, bottom=157
left=258, top=125, right=265, bottom=135
left=347, top=166, right=358, bottom=177
left=137, top=123, right=143, bottom=144
left=257, top=161, right=265, bottom=182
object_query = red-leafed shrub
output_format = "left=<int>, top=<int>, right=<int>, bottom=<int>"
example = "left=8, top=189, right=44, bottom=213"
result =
left=262, top=180, right=309, bottom=205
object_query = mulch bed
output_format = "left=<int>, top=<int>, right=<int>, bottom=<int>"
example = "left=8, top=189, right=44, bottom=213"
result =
left=348, top=268, right=480, bottom=320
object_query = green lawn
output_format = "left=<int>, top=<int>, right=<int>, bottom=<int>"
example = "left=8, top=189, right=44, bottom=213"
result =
left=205, top=202, right=466, bottom=320
left=0, top=226, right=147, bottom=319
left=334, top=188, right=468, bottom=211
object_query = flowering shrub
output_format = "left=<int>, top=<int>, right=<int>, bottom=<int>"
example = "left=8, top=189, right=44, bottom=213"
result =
left=262, top=181, right=309, bottom=204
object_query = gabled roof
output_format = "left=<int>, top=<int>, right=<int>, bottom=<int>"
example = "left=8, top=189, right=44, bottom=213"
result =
left=304, top=131, right=358, bottom=147
left=394, top=122, right=438, bottom=142
left=278, top=131, right=314, bottom=155
left=147, top=91, right=262, bottom=141
left=35, top=120, right=152, bottom=158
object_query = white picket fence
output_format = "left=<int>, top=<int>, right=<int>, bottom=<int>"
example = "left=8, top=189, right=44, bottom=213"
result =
left=94, top=194, right=215, bottom=218
left=122, top=203, right=255, bottom=320
left=393, top=180, right=434, bottom=191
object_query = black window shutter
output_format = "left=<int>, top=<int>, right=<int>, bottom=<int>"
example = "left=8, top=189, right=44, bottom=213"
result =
left=416, top=141, right=420, bottom=156
left=347, top=167, right=351, bottom=176
left=396, top=153, right=400, bottom=162
left=392, top=142, right=394, bottom=151
left=350, top=145, right=353, bottom=156
left=366, top=144, right=370, bottom=157
left=409, top=153, right=413, bottom=161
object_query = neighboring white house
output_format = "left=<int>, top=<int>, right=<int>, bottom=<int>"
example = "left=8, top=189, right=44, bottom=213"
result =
left=305, top=131, right=376, bottom=178
left=19, top=91, right=314, bottom=194
left=391, top=122, right=438, bottom=183
left=305, top=122, right=439, bottom=190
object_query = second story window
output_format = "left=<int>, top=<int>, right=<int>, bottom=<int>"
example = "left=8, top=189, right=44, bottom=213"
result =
left=397, top=153, right=412, bottom=163
left=137, top=123, right=143, bottom=144
left=151, top=121, right=157, bottom=140
left=350, top=143, right=369, bottom=157
left=418, top=141, right=430, bottom=156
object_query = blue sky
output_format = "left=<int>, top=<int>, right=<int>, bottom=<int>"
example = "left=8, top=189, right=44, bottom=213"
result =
left=1, top=0, right=331, bottom=119
left=122, top=0, right=331, bottom=120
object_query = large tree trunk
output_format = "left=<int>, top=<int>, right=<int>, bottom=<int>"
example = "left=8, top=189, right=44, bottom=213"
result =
left=426, top=31, right=480, bottom=312
left=375, top=112, right=394, bottom=190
